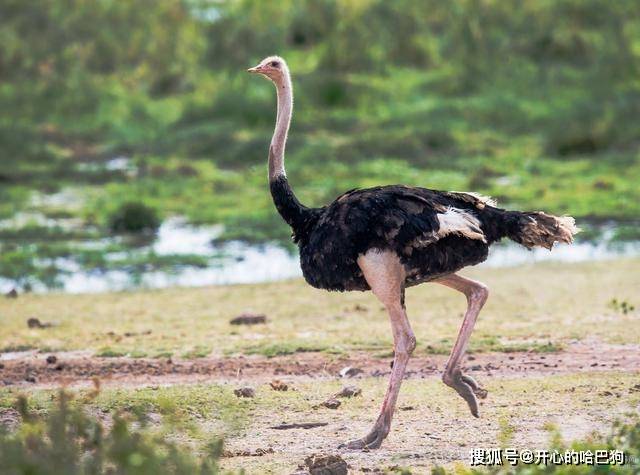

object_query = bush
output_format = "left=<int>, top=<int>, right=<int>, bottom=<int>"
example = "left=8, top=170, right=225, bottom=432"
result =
left=108, top=202, right=161, bottom=234
left=0, top=392, right=222, bottom=475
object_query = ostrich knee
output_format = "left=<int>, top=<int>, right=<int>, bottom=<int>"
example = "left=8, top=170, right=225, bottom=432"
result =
left=468, top=283, right=489, bottom=307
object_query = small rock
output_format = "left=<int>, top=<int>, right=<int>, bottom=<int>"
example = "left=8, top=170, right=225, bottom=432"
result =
left=304, top=454, right=348, bottom=475
left=25, top=375, right=36, bottom=383
left=399, top=405, right=415, bottom=411
left=322, top=398, right=341, bottom=409
left=270, top=422, right=328, bottom=430
left=234, top=387, right=255, bottom=398
left=46, top=355, right=57, bottom=365
left=229, top=314, right=267, bottom=325
left=5, top=289, right=18, bottom=299
left=339, top=366, right=363, bottom=378
left=270, top=380, right=288, bottom=391
left=467, top=355, right=476, bottom=361
left=334, top=386, right=361, bottom=398
left=27, top=318, right=53, bottom=329
left=223, top=447, right=275, bottom=457
left=124, top=330, right=152, bottom=337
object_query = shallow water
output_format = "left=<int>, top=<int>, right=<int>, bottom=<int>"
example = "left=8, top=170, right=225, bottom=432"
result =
left=51, top=240, right=301, bottom=293
left=0, top=218, right=638, bottom=294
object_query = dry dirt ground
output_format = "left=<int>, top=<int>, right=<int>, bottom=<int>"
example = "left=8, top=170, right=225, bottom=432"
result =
left=0, top=340, right=638, bottom=389
left=2, top=340, right=639, bottom=473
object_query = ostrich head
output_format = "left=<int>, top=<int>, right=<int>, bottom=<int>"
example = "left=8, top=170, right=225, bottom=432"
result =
left=247, top=56, right=288, bottom=83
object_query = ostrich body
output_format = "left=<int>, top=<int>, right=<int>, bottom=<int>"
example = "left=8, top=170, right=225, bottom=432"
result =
left=248, top=56, right=578, bottom=450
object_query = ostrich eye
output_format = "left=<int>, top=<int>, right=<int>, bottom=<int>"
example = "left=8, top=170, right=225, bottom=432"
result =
left=270, top=61, right=279, bottom=67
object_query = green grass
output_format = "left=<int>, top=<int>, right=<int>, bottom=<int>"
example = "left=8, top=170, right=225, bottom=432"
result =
left=181, top=345, right=212, bottom=359
left=3, top=0, right=640, bottom=288
left=96, top=347, right=128, bottom=358
left=1, top=259, right=638, bottom=358
left=241, top=341, right=331, bottom=358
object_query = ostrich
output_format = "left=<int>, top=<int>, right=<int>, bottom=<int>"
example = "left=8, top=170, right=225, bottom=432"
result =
left=247, top=56, right=578, bottom=450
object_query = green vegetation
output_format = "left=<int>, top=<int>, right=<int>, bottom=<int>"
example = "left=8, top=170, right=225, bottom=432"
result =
left=1, top=0, right=639, bottom=287
left=108, top=202, right=161, bottom=235
left=1, top=373, right=637, bottom=473
left=0, top=391, right=223, bottom=475
left=1, top=259, right=638, bottom=357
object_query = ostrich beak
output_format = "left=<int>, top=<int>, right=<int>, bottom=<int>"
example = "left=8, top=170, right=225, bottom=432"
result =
left=247, top=65, right=263, bottom=74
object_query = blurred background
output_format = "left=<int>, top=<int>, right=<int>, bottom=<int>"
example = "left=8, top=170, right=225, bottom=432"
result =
left=1, top=0, right=638, bottom=292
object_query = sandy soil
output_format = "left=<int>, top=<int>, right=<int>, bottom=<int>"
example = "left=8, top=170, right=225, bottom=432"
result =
left=2, top=340, right=638, bottom=473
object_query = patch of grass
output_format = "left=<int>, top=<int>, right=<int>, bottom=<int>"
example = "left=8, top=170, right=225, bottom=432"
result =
left=497, top=417, right=516, bottom=447
left=613, top=224, right=640, bottom=242
left=422, top=338, right=563, bottom=355
left=0, top=344, right=37, bottom=353
left=96, top=347, right=128, bottom=358
left=37, top=346, right=67, bottom=354
left=609, top=298, right=636, bottom=315
left=0, top=224, right=98, bottom=242
left=482, top=339, right=564, bottom=354
left=1, top=260, right=638, bottom=357
left=243, top=341, right=330, bottom=358
left=181, top=346, right=211, bottom=359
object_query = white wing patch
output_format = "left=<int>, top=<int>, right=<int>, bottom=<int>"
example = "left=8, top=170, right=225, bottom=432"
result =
left=450, top=191, right=498, bottom=208
left=463, top=192, right=497, bottom=207
left=436, top=207, right=486, bottom=242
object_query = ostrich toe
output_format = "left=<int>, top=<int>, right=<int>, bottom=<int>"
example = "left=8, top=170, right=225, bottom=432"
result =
left=461, top=374, right=488, bottom=399
left=339, top=424, right=389, bottom=450
left=443, top=369, right=486, bottom=417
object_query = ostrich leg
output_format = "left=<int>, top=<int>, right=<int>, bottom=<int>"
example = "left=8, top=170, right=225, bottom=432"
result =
left=342, top=250, right=416, bottom=450
left=434, top=273, right=489, bottom=417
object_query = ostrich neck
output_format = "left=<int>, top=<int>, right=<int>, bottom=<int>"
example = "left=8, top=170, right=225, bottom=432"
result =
left=267, top=70, right=314, bottom=238
left=269, top=73, right=292, bottom=181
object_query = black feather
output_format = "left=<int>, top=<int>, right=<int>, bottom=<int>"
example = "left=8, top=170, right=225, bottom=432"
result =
left=270, top=182, right=575, bottom=292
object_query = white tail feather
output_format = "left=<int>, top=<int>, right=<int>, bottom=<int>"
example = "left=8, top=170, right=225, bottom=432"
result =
left=437, top=208, right=486, bottom=242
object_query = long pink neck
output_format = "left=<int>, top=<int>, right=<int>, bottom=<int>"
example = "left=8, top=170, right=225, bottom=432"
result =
left=269, top=71, right=293, bottom=181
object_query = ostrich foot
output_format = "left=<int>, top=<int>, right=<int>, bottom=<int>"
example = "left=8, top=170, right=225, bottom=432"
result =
left=339, top=423, right=389, bottom=450
left=443, top=369, right=487, bottom=417
left=461, top=374, right=488, bottom=399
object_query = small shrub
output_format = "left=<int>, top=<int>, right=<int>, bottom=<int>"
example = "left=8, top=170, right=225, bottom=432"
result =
left=0, top=391, right=223, bottom=475
left=108, top=202, right=160, bottom=234
left=609, top=298, right=636, bottom=315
